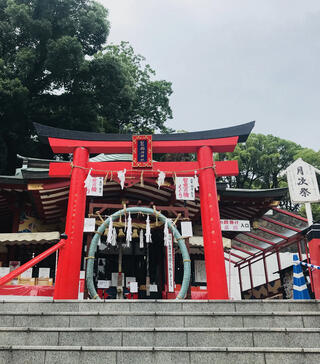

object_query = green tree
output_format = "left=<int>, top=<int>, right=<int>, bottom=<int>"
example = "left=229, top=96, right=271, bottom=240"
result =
left=220, top=133, right=303, bottom=189
left=0, top=0, right=173, bottom=174
left=295, top=148, right=320, bottom=170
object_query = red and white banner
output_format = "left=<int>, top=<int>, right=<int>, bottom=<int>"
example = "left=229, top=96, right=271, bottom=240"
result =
left=175, top=177, right=195, bottom=200
left=166, top=233, right=175, bottom=292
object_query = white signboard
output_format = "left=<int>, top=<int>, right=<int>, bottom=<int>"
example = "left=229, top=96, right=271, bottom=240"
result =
left=0, top=267, right=10, bottom=277
left=220, top=219, right=251, bottom=232
left=38, top=268, right=50, bottom=278
left=126, top=276, right=136, bottom=288
left=166, top=233, right=175, bottom=292
left=20, top=268, right=32, bottom=278
left=194, top=260, right=207, bottom=283
left=181, top=221, right=193, bottom=237
left=130, top=281, right=138, bottom=293
left=286, top=158, right=320, bottom=203
left=83, top=218, right=96, bottom=232
left=150, top=284, right=158, bottom=292
left=175, top=177, right=195, bottom=200
left=86, top=177, right=103, bottom=196
left=97, top=280, right=110, bottom=289
left=111, top=272, right=124, bottom=287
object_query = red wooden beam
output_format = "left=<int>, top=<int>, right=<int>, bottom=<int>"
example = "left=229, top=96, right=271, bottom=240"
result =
left=224, top=257, right=238, bottom=265
left=261, top=216, right=301, bottom=233
left=272, top=207, right=308, bottom=223
left=49, top=160, right=239, bottom=178
left=257, top=226, right=288, bottom=240
left=48, top=136, right=239, bottom=154
left=232, top=245, right=255, bottom=256
left=228, top=251, right=247, bottom=260
left=244, top=232, right=277, bottom=246
left=233, top=237, right=265, bottom=251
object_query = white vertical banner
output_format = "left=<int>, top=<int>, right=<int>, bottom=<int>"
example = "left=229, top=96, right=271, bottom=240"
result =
left=175, top=177, right=195, bottom=200
left=286, top=158, right=320, bottom=203
left=166, top=233, right=175, bottom=292
left=86, top=177, right=104, bottom=196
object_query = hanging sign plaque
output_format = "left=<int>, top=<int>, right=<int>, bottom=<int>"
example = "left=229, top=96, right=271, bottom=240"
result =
left=86, top=177, right=103, bottom=196
left=132, top=135, right=153, bottom=167
left=166, top=233, right=175, bottom=293
left=220, top=219, right=251, bottom=232
left=286, top=158, right=320, bottom=203
left=175, top=177, right=195, bottom=200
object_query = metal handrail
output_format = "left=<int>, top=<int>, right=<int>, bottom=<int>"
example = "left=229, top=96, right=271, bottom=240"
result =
left=0, top=239, right=66, bottom=286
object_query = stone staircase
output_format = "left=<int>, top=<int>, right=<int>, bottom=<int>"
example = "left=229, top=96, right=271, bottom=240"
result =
left=1, top=299, right=320, bottom=363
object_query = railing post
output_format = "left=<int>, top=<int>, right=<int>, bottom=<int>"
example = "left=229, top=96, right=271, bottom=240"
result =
left=54, top=147, right=89, bottom=299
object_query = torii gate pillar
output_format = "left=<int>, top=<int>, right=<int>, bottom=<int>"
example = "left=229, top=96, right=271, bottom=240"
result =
left=54, top=147, right=89, bottom=299
left=307, top=224, right=320, bottom=299
left=198, top=146, right=229, bottom=299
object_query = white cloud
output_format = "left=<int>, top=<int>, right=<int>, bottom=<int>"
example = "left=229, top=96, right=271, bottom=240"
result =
left=99, top=0, right=320, bottom=150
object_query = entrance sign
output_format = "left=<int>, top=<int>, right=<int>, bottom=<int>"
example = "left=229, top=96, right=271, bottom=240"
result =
left=220, top=219, right=251, bottom=232
left=176, top=177, right=195, bottom=200
left=286, top=158, right=320, bottom=203
left=132, top=135, right=152, bottom=167
left=86, top=177, right=103, bottom=196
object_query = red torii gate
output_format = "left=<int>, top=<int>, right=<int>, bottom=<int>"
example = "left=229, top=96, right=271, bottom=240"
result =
left=34, top=121, right=255, bottom=300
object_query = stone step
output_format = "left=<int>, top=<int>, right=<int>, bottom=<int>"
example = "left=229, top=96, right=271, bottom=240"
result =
left=1, top=345, right=320, bottom=364
left=1, top=311, right=320, bottom=328
left=1, top=327, right=320, bottom=348
left=0, top=299, right=319, bottom=313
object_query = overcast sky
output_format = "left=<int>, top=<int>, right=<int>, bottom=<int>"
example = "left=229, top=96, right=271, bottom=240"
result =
left=100, top=1, right=320, bottom=151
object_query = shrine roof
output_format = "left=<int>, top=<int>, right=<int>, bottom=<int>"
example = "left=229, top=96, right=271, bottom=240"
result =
left=33, top=121, right=255, bottom=144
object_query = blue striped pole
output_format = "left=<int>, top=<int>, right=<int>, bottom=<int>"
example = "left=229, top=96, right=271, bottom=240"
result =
left=293, top=253, right=310, bottom=300
left=300, top=261, right=320, bottom=270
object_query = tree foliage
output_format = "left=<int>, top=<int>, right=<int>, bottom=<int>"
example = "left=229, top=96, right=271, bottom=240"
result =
left=220, top=133, right=303, bottom=189
left=219, top=133, right=320, bottom=220
left=0, top=0, right=173, bottom=174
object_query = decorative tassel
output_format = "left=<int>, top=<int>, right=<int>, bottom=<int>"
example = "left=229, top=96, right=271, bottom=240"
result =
left=139, top=229, right=144, bottom=248
left=140, top=171, right=144, bottom=186
left=84, top=168, right=93, bottom=190
left=145, top=215, right=152, bottom=243
left=126, top=212, right=132, bottom=246
left=157, top=170, right=165, bottom=189
left=164, top=218, right=169, bottom=247
left=111, top=227, right=117, bottom=246
left=107, top=218, right=113, bottom=245
left=194, top=170, right=199, bottom=191
left=118, top=169, right=126, bottom=189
